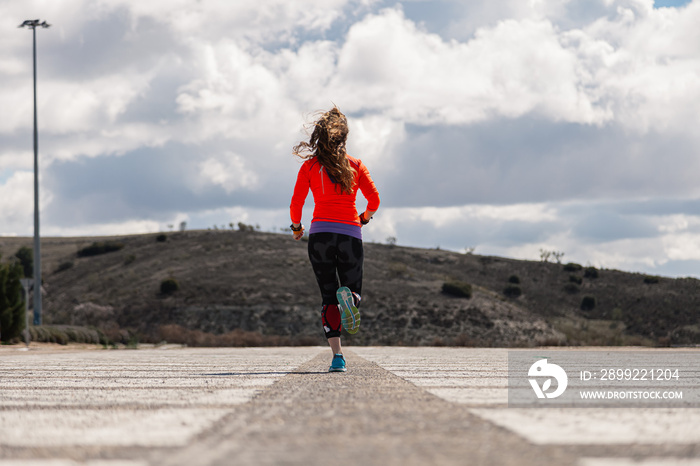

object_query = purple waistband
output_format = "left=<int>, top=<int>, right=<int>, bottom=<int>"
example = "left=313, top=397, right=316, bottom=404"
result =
left=309, top=221, right=362, bottom=240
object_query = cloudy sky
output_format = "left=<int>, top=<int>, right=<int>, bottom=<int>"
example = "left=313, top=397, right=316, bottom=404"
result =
left=1, top=0, right=700, bottom=277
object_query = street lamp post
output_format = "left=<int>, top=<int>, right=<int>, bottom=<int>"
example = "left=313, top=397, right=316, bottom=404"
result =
left=19, top=19, right=50, bottom=326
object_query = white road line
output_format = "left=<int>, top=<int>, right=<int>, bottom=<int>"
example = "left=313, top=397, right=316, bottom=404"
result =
left=0, top=347, right=322, bottom=448
left=579, top=459, right=700, bottom=466
left=0, top=409, right=227, bottom=447
left=470, top=407, right=700, bottom=445
left=352, top=347, right=700, bottom=447
left=353, top=346, right=508, bottom=405
left=0, top=461, right=149, bottom=466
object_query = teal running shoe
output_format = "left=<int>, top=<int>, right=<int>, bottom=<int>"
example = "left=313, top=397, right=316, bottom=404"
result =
left=329, top=353, right=347, bottom=372
left=337, top=286, right=361, bottom=334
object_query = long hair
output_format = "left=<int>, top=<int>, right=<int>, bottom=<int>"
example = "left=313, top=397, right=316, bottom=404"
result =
left=293, top=107, right=356, bottom=194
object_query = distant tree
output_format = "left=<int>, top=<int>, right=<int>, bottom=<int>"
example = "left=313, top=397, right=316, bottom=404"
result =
left=179, top=221, right=187, bottom=232
left=14, top=246, right=33, bottom=278
left=0, top=259, right=25, bottom=342
left=540, top=249, right=565, bottom=263
left=160, top=278, right=180, bottom=295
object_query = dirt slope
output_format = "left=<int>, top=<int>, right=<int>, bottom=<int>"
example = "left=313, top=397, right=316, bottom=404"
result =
left=1, top=230, right=698, bottom=346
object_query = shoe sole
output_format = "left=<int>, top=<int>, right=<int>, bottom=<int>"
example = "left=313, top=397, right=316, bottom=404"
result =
left=328, top=366, right=347, bottom=372
left=337, top=286, right=360, bottom=334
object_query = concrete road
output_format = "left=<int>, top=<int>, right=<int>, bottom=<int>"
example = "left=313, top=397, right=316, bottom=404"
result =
left=1, top=345, right=699, bottom=466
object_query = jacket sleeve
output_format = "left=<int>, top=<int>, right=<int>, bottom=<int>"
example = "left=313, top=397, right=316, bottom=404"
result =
left=357, top=161, right=380, bottom=211
left=290, top=164, right=310, bottom=224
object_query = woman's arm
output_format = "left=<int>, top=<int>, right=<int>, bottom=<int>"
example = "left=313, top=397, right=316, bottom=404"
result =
left=357, top=161, right=380, bottom=225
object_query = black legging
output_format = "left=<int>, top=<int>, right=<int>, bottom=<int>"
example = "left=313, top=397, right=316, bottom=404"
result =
left=307, top=232, right=363, bottom=305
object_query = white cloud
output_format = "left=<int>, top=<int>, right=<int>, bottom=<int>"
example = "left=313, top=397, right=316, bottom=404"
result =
left=328, top=4, right=700, bottom=131
left=197, top=152, right=260, bottom=194
left=0, top=171, right=52, bottom=236
left=94, top=0, right=351, bottom=43
left=663, top=232, right=700, bottom=262
left=0, top=151, right=33, bottom=172
left=327, top=8, right=603, bottom=124
left=346, top=115, right=405, bottom=171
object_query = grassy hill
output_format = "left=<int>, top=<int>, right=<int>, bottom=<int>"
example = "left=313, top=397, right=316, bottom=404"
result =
left=1, top=229, right=699, bottom=347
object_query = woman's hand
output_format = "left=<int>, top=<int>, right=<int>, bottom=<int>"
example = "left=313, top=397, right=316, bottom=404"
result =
left=291, top=223, right=305, bottom=240
left=360, top=210, right=377, bottom=225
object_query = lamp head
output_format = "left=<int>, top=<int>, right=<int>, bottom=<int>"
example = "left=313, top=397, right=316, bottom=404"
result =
left=19, top=19, right=50, bottom=28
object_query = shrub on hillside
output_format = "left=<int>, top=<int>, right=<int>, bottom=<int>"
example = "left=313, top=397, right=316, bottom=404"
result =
left=160, top=278, right=180, bottom=295
left=611, top=308, right=624, bottom=321
left=156, top=234, right=167, bottom=243
left=503, top=284, right=522, bottom=298
left=55, top=261, right=74, bottom=273
left=581, top=296, right=596, bottom=311
left=563, top=283, right=580, bottom=294
left=563, top=262, right=583, bottom=272
left=508, top=275, right=520, bottom=284
left=441, top=281, right=472, bottom=298
left=238, top=222, right=255, bottom=232
left=583, top=267, right=599, bottom=279
left=643, top=276, right=660, bottom=284
left=569, top=275, right=583, bottom=285
left=77, top=241, right=125, bottom=257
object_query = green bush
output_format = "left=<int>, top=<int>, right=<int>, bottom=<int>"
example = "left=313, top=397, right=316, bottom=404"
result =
left=563, top=283, right=580, bottom=294
left=441, top=281, right=472, bottom=298
left=503, top=284, right=522, bottom=298
left=643, top=276, right=660, bottom=284
left=583, top=267, right=599, bottom=279
left=569, top=275, right=583, bottom=285
left=14, top=246, right=33, bottom=278
left=237, top=222, right=255, bottom=232
left=156, top=234, right=167, bottom=243
left=55, top=261, right=74, bottom=273
left=563, top=262, right=583, bottom=272
left=160, top=278, right=180, bottom=295
left=0, top=259, right=24, bottom=342
left=507, top=275, right=520, bottom=284
left=581, top=296, right=596, bottom=311
left=77, top=241, right=125, bottom=257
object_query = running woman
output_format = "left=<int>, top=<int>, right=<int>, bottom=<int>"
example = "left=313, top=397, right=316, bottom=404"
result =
left=289, top=107, right=380, bottom=372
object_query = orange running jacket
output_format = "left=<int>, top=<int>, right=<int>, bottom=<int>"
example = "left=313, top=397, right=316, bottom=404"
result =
left=290, top=155, right=380, bottom=227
